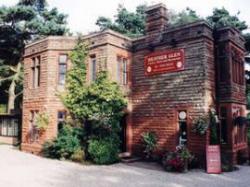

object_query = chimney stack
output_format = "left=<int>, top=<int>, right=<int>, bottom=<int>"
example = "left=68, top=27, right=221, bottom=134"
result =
left=145, top=3, right=168, bottom=36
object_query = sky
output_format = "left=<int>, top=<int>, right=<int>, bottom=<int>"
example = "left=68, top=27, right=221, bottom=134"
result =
left=1, top=0, right=250, bottom=34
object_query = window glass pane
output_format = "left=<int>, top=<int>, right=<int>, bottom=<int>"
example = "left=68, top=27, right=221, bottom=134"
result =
left=37, top=65, right=40, bottom=87
left=59, top=74, right=66, bottom=85
left=58, top=63, right=67, bottom=85
left=58, top=111, right=66, bottom=131
left=59, top=64, right=67, bottom=73
left=32, top=66, right=35, bottom=88
left=117, top=57, right=121, bottom=83
left=91, top=58, right=96, bottom=81
left=13, top=120, right=18, bottom=137
left=32, top=56, right=41, bottom=88
left=2, top=122, right=7, bottom=136
left=59, top=55, right=68, bottom=64
left=179, top=121, right=187, bottom=145
left=58, top=111, right=66, bottom=120
left=8, top=123, right=13, bottom=136
left=122, top=59, right=127, bottom=85
left=178, top=111, right=187, bottom=146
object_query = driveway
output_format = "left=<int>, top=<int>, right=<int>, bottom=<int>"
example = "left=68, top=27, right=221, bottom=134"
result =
left=0, top=145, right=250, bottom=187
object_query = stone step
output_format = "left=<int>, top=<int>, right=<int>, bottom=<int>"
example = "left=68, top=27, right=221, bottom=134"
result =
left=119, top=152, right=141, bottom=163
left=119, top=152, right=131, bottom=158
left=121, top=157, right=141, bottom=163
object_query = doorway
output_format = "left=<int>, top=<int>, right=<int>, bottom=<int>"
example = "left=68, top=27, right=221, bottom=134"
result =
left=119, top=115, right=127, bottom=152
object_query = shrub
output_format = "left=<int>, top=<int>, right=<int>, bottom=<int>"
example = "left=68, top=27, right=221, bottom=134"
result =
left=42, top=140, right=58, bottom=158
left=141, top=131, right=157, bottom=160
left=61, top=40, right=127, bottom=165
left=0, top=104, right=7, bottom=114
left=162, top=151, right=184, bottom=172
left=221, top=153, right=235, bottom=172
left=71, top=148, right=85, bottom=162
left=162, top=146, right=194, bottom=172
left=88, top=137, right=120, bottom=165
left=42, top=124, right=82, bottom=160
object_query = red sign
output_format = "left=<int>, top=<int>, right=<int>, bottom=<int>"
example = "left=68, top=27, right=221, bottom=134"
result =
left=144, top=49, right=185, bottom=75
left=206, top=145, right=222, bottom=174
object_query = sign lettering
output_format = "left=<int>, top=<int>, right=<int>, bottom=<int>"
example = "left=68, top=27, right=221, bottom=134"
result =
left=144, top=49, right=185, bottom=75
left=206, top=145, right=222, bottom=174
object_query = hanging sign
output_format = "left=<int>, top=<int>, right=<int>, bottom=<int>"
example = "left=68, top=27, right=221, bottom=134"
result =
left=144, top=49, right=185, bottom=75
left=206, top=145, right=222, bottom=174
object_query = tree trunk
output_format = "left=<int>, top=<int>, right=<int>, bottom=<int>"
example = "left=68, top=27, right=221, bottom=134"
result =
left=7, top=62, right=22, bottom=114
left=7, top=79, right=16, bottom=114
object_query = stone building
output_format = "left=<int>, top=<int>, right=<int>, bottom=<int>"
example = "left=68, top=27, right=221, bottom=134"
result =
left=22, top=3, right=247, bottom=164
left=22, top=31, right=132, bottom=153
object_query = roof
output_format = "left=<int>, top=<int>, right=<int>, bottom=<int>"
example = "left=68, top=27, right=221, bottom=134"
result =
left=25, top=29, right=132, bottom=49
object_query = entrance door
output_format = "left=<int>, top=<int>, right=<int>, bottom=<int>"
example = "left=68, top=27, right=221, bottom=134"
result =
left=119, top=115, right=127, bottom=152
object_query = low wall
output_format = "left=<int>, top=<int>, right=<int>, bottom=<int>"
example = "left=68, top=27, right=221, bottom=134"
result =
left=0, top=136, right=18, bottom=145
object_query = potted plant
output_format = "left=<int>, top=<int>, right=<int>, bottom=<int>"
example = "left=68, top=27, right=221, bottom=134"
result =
left=178, top=146, right=192, bottom=173
left=162, top=146, right=193, bottom=173
left=247, top=128, right=250, bottom=163
left=192, top=115, right=209, bottom=136
left=141, top=131, right=157, bottom=161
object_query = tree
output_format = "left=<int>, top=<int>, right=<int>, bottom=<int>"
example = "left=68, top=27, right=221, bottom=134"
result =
left=96, top=4, right=146, bottom=37
left=244, top=33, right=250, bottom=52
left=96, top=5, right=202, bottom=37
left=64, top=38, right=127, bottom=131
left=207, top=7, right=248, bottom=31
left=62, top=38, right=88, bottom=121
left=63, top=38, right=127, bottom=163
left=169, top=8, right=201, bottom=26
left=0, top=0, right=68, bottom=113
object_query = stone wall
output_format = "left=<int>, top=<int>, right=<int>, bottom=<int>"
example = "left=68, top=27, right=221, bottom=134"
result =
left=131, top=21, right=215, bottom=157
left=22, top=37, right=76, bottom=153
left=22, top=31, right=132, bottom=154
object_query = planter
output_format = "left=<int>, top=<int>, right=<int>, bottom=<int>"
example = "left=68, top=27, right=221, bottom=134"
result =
left=183, top=159, right=188, bottom=173
left=249, top=145, right=250, bottom=165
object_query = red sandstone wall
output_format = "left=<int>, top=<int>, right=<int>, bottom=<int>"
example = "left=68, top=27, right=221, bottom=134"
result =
left=22, top=32, right=132, bottom=154
left=22, top=37, right=75, bottom=153
left=131, top=22, right=215, bottom=157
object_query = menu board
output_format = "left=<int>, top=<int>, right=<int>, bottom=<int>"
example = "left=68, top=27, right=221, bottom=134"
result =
left=206, top=145, right=222, bottom=174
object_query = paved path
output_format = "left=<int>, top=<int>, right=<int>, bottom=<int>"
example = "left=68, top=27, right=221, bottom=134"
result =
left=0, top=145, right=250, bottom=187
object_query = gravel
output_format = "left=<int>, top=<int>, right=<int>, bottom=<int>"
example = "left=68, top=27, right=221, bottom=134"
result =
left=0, top=145, right=250, bottom=187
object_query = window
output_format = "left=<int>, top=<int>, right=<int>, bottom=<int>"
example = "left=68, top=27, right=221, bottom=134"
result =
left=117, top=57, right=121, bottom=83
left=178, top=111, right=187, bottom=146
left=57, top=111, right=66, bottom=132
left=90, top=56, right=96, bottom=81
left=117, top=56, right=128, bottom=85
left=32, top=58, right=36, bottom=87
left=58, top=55, right=68, bottom=85
left=0, top=118, right=18, bottom=137
left=232, top=48, right=244, bottom=85
left=122, top=59, right=128, bottom=85
left=219, top=57, right=227, bottom=82
left=220, top=107, right=227, bottom=144
left=31, top=56, right=41, bottom=88
left=29, top=111, right=39, bottom=142
left=218, top=44, right=227, bottom=82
